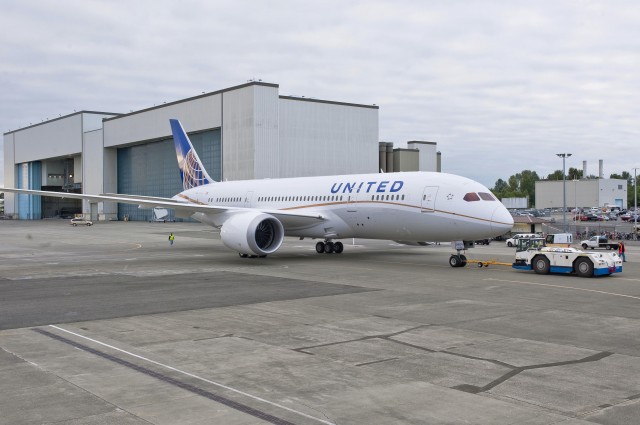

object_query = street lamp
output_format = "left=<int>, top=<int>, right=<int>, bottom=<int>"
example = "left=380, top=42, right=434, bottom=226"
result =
left=557, top=153, right=572, bottom=232
left=633, top=168, right=639, bottom=239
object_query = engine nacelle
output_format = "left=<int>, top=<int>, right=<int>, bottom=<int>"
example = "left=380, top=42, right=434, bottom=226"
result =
left=220, top=212, right=285, bottom=256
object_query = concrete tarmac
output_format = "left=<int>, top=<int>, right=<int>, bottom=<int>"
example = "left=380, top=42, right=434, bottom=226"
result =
left=1, top=220, right=640, bottom=425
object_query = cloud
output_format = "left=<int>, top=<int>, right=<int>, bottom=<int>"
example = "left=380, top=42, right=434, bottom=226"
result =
left=1, top=0, right=639, bottom=187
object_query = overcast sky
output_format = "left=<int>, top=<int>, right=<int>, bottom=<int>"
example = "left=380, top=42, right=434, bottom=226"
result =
left=1, top=0, right=639, bottom=188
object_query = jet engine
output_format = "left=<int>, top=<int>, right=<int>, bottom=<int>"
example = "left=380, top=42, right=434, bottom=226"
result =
left=220, top=212, right=285, bottom=256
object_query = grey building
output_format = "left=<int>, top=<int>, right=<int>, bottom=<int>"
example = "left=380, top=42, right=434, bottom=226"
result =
left=3, top=82, right=379, bottom=221
left=535, top=179, right=627, bottom=210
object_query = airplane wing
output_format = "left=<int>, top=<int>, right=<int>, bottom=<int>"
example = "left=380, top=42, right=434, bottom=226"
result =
left=0, top=188, right=326, bottom=226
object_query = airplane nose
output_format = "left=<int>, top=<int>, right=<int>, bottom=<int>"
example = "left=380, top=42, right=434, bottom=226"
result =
left=491, top=205, right=514, bottom=235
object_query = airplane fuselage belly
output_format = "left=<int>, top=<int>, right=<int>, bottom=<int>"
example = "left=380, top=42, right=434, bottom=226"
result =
left=283, top=204, right=495, bottom=242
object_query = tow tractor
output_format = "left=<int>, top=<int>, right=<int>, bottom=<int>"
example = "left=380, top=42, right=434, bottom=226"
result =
left=511, top=237, right=622, bottom=277
left=448, top=238, right=622, bottom=277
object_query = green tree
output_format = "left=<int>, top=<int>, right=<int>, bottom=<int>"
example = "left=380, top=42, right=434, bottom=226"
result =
left=492, top=170, right=539, bottom=207
left=548, top=168, right=582, bottom=180
left=493, top=178, right=509, bottom=194
left=567, top=167, right=583, bottom=180
left=547, top=170, right=564, bottom=180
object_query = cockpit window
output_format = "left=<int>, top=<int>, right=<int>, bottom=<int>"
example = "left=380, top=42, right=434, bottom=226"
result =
left=479, top=192, right=496, bottom=201
left=463, top=192, right=481, bottom=202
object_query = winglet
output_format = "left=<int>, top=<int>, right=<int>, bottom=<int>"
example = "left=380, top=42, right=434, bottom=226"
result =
left=170, top=119, right=215, bottom=190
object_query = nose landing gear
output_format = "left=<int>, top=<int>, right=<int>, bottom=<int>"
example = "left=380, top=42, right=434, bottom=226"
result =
left=449, top=254, right=467, bottom=267
left=449, top=240, right=473, bottom=267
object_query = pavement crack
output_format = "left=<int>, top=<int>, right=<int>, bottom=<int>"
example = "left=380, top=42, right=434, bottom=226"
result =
left=292, top=325, right=431, bottom=354
left=458, top=351, right=615, bottom=394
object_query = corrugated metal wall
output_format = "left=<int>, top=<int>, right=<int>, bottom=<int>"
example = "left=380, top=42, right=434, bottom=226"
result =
left=278, top=99, right=378, bottom=178
left=3, top=133, right=15, bottom=215
left=13, top=114, right=82, bottom=163
left=253, top=85, right=280, bottom=179
left=104, top=95, right=222, bottom=147
left=222, top=86, right=256, bottom=181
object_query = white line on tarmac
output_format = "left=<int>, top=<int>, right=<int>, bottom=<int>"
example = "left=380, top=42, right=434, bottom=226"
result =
left=484, top=278, right=640, bottom=300
left=49, top=325, right=336, bottom=425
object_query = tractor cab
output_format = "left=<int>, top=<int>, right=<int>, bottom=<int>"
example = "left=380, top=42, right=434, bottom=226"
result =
left=516, top=237, right=546, bottom=252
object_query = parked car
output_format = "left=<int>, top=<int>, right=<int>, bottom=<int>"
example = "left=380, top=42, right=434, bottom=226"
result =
left=505, top=233, right=538, bottom=247
left=70, top=218, right=93, bottom=226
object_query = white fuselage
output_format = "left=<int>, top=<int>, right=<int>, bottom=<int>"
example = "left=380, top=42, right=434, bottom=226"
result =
left=176, top=171, right=513, bottom=242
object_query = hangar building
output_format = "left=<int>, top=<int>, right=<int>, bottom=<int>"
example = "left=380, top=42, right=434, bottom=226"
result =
left=3, top=82, right=380, bottom=221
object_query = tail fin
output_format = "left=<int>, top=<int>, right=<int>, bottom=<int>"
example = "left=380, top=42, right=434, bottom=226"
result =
left=170, top=119, right=215, bottom=190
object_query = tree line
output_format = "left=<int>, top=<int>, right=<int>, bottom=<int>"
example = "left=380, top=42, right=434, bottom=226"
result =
left=491, top=169, right=639, bottom=208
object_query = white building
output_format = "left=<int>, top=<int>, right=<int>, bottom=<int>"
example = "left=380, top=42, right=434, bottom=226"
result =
left=3, top=82, right=379, bottom=221
left=535, top=179, right=627, bottom=210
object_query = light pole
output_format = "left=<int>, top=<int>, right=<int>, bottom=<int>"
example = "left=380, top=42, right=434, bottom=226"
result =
left=557, top=153, right=572, bottom=232
left=634, top=168, right=639, bottom=239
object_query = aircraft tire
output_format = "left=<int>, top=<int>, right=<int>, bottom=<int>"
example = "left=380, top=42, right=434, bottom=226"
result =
left=315, top=242, right=325, bottom=253
left=449, top=255, right=461, bottom=268
left=334, top=242, right=344, bottom=254
left=325, top=242, right=334, bottom=254
left=460, top=254, right=467, bottom=267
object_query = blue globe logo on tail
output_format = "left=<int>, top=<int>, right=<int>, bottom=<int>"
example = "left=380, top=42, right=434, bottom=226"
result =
left=170, top=119, right=214, bottom=190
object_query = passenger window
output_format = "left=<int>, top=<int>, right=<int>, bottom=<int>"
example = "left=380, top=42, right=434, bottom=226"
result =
left=402, top=195, right=405, bottom=200
left=463, top=192, right=481, bottom=202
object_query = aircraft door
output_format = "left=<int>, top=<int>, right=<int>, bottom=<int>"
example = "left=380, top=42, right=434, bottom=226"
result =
left=347, top=193, right=358, bottom=212
left=421, top=186, right=439, bottom=212
left=244, top=191, right=254, bottom=208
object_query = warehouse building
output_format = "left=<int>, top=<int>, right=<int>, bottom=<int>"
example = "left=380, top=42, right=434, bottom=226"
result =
left=535, top=178, right=627, bottom=210
left=3, top=82, right=381, bottom=221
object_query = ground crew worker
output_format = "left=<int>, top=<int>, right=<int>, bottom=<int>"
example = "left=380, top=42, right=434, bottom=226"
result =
left=618, top=241, right=626, bottom=262
left=169, top=232, right=175, bottom=246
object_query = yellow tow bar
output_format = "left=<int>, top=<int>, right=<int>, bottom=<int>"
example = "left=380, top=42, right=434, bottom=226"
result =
left=466, top=259, right=513, bottom=268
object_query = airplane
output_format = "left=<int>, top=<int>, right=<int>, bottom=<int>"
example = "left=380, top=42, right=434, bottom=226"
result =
left=2, top=119, right=513, bottom=266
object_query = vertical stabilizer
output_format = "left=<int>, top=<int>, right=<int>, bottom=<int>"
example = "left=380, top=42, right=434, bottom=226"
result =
left=170, top=119, right=215, bottom=190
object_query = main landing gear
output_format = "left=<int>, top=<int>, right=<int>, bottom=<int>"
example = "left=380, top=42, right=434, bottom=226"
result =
left=238, top=253, right=267, bottom=258
left=316, top=241, right=344, bottom=254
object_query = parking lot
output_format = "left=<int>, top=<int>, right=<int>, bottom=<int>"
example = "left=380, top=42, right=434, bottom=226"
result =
left=1, top=220, right=640, bottom=424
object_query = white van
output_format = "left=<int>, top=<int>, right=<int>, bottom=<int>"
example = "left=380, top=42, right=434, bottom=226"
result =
left=545, top=233, right=573, bottom=247
left=505, top=233, right=538, bottom=247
